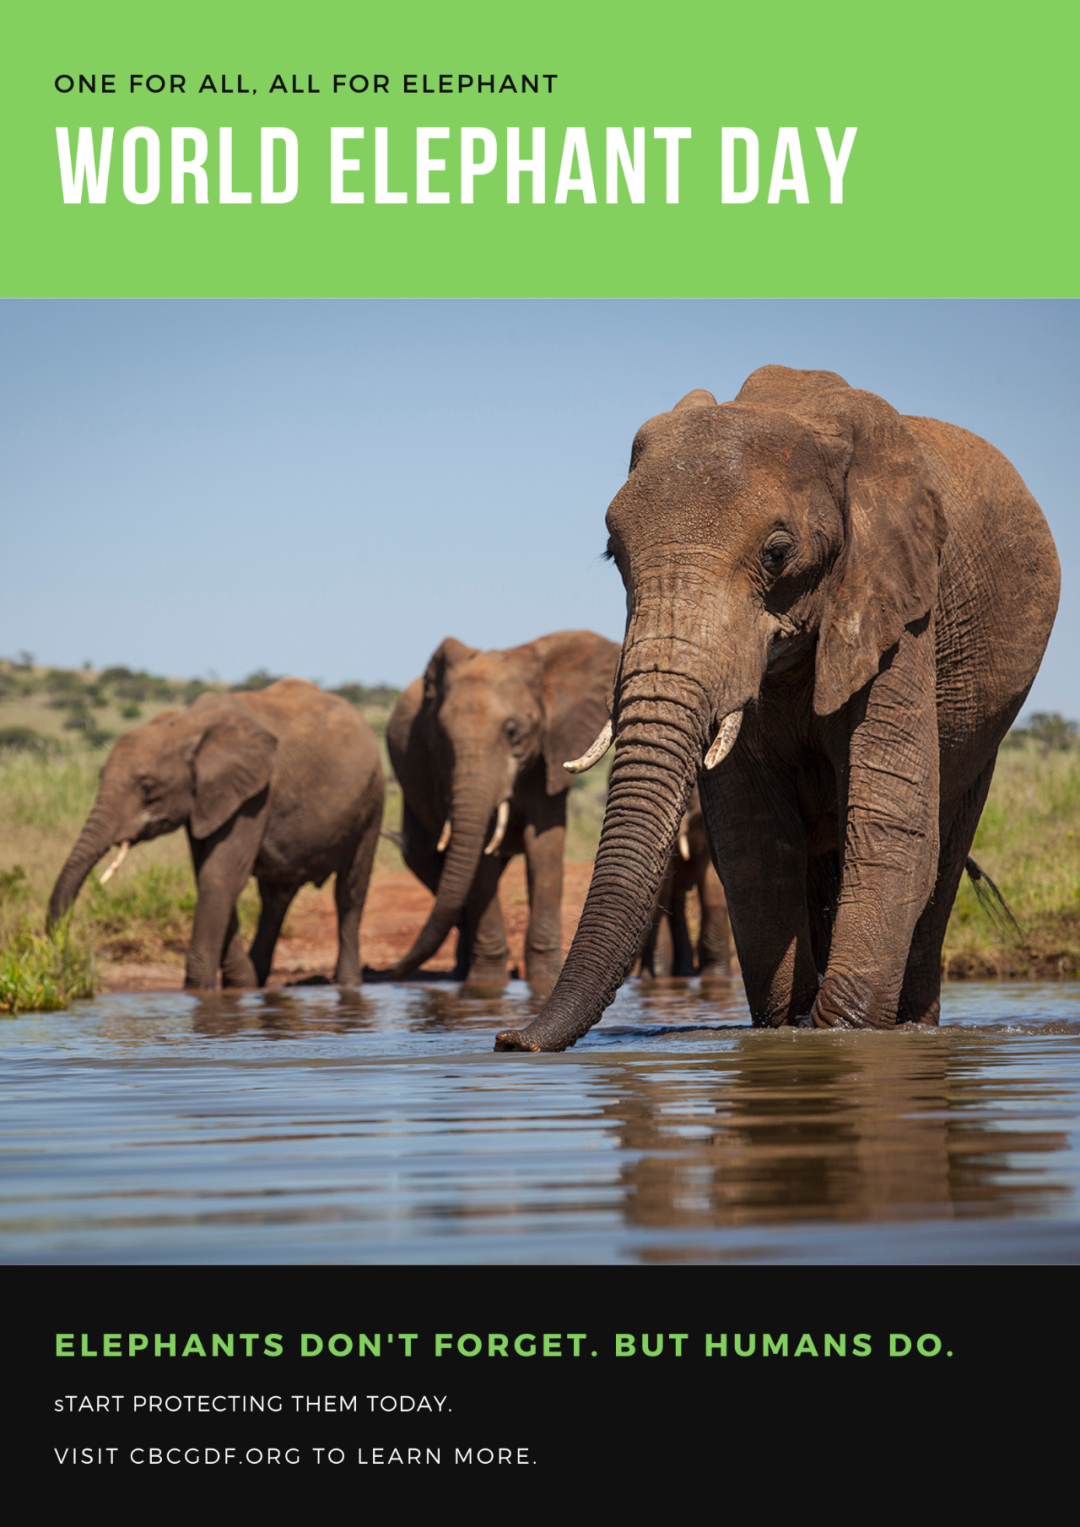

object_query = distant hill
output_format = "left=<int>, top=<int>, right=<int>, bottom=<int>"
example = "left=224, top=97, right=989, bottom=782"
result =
left=0, top=659, right=400, bottom=751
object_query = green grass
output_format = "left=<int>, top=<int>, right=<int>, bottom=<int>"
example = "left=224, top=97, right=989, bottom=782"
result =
left=0, top=918, right=95, bottom=1015
left=942, top=740, right=1080, bottom=976
left=566, top=759, right=612, bottom=862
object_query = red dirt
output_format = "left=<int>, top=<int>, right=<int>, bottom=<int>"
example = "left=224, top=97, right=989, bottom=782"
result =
left=99, top=860, right=597, bottom=992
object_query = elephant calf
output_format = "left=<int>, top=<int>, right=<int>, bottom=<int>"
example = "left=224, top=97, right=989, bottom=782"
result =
left=50, top=679, right=384, bottom=989
left=376, top=629, right=620, bottom=987
left=638, top=787, right=733, bottom=980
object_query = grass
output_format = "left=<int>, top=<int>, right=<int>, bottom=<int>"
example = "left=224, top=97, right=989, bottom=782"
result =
left=942, top=739, right=1080, bottom=977
left=0, top=919, right=95, bottom=1015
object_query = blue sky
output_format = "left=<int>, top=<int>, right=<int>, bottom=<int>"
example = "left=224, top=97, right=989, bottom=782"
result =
left=3, top=299, right=1076, bottom=718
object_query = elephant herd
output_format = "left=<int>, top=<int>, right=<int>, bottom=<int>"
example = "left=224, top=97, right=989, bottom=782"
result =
left=51, top=367, right=1060, bottom=1050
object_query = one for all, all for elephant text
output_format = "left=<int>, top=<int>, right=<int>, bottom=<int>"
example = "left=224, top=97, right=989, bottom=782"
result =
left=55, top=125, right=857, bottom=206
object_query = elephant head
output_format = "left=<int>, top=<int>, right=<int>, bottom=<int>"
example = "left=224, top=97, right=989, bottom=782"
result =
left=496, top=365, right=947, bottom=1050
left=385, top=630, right=615, bottom=978
left=48, top=699, right=278, bottom=925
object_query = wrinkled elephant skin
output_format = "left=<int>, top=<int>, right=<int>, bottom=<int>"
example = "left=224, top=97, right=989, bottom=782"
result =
left=496, top=366, right=1059, bottom=1050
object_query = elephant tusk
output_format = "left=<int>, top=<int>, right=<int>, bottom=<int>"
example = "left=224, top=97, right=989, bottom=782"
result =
left=99, top=841, right=131, bottom=885
left=704, top=711, right=743, bottom=770
left=563, top=720, right=613, bottom=774
left=484, top=799, right=510, bottom=856
left=437, top=819, right=452, bottom=853
left=678, top=830, right=691, bottom=862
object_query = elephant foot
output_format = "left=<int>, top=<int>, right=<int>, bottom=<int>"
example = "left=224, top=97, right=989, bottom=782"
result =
left=808, top=999, right=895, bottom=1031
left=467, top=956, right=510, bottom=985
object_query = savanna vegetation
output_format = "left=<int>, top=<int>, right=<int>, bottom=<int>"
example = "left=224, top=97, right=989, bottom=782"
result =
left=1, top=655, right=1075, bottom=1011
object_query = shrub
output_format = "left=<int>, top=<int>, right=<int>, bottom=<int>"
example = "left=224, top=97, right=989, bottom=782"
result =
left=234, top=668, right=282, bottom=691
left=0, top=727, right=56, bottom=757
left=332, top=682, right=401, bottom=709
left=0, top=920, right=95, bottom=1015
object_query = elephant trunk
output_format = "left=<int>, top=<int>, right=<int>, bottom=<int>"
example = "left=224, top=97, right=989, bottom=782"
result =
left=496, top=653, right=715, bottom=1051
left=385, top=767, right=505, bottom=978
left=48, top=800, right=120, bottom=927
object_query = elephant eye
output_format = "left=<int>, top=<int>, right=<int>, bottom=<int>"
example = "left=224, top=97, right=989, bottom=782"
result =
left=138, top=776, right=161, bottom=801
left=505, top=719, right=520, bottom=742
left=762, top=536, right=794, bottom=574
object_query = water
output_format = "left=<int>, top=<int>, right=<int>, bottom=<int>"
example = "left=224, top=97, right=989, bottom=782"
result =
left=3, top=980, right=1079, bottom=1263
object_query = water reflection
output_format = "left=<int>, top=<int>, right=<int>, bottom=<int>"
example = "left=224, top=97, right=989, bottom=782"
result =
left=188, top=987, right=381, bottom=1039
left=600, top=1031, right=1071, bottom=1232
left=1, top=977, right=1078, bottom=1262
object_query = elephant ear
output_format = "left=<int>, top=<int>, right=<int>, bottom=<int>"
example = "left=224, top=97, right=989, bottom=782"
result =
left=190, top=711, right=278, bottom=840
left=734, top=369, right=947, bottom=716
left=812, top=392, right=947, bottom=715
left=534, top=631, right=621, bottom=795
left=423, top=636, right=480, bottom=706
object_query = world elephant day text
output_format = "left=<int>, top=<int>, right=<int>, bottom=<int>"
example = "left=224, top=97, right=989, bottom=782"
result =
left=55, top=124, right=858, bottom=205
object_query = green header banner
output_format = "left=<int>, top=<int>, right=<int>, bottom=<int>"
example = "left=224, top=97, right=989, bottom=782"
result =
left=2, top=1, right=1075, bottom=296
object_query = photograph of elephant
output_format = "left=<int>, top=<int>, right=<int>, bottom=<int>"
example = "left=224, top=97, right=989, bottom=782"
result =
left=47, top=681, right=384, bottom=990
left=377, top=630, right=618, bottom=988
left=3, top=298, right=1080, bottom=1267
left=496, top=364, right=1060, bottom=1050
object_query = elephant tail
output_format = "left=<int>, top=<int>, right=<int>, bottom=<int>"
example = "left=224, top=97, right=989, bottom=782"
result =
left=964, top=856, right=1021, bottom=938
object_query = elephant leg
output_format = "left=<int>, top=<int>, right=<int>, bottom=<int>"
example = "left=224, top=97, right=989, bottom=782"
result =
left=459, top=853, right=510, bottom=983
left=221, top=908, right=258, bottom=989
left=814, top=623, right=940, bottom=1030
left=334, top=808, right=381, bottom=986
left=647, top=905, right=675, bottom=977
left=248, top=880, right=300, bottom=987
left=637, top=920, right=657, bottom=976
left=898, top=761, right=997, bottom=1026
left=700, top=754, right=819, bottom=1026
left=522, top=800, right=567, bottom=988
left=695, top=859, right=732, bottom=977
left=184, top=816, right=263, bottom=990
left=804, top=851, right=840, bottom=980
left=668, top=880, right=695, bottom=976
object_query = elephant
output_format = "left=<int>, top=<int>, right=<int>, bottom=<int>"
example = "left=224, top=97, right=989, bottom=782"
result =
left=495, top=365, right=1059, bottom=1050
left=374, top=629, right=620, bottom=987
left=49, top=679, right=384, bottom=989
left=638, top=786, right=732, bottom=979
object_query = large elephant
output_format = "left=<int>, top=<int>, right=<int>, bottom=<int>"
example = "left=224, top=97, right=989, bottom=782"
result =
left=376, top=629, right=619, bottom=986
left=496, top=366, right=1059, bottom=1050
left=638, top=786, right=732, bottom=979
left=49, top=679, right=384, bottom=989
